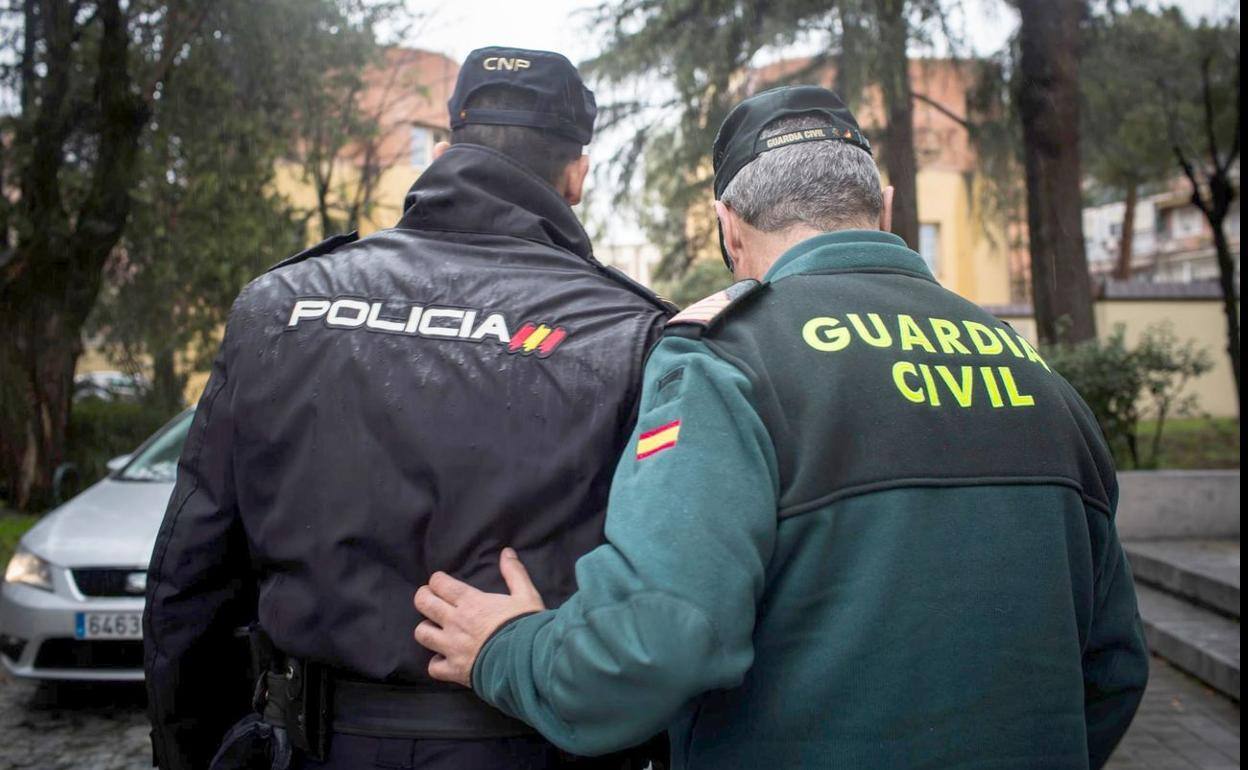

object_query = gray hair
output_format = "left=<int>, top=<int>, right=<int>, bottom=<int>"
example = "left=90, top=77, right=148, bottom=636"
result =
left=720, top=115, right=883, bottom=232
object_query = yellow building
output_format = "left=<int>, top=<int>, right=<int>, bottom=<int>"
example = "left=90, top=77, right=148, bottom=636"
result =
left=993, top=285, right=1240, bottom=418
left=276, top=48, right=460, bottom=239
left=912, top=169, right=1013, bottom=306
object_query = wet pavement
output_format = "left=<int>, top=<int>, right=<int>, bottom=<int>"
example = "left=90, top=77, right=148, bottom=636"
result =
left=0, top=656, right=1239, bottom=769
left=0, top=672, right=149, bottom=770
left=1107, top=657, right=1240, bottom=769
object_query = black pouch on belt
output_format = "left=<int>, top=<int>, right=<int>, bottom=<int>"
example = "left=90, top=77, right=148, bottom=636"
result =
left=209, top=714, right=293, bottom=770
left=263, top=658, right=333, bottom=762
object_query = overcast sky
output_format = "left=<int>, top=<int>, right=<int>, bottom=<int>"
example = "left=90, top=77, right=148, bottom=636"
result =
left=401, top=0, right=1237, bottom=63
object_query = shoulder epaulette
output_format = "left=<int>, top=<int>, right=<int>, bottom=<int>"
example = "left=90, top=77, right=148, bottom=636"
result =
left=266, top=231, right=359, bottom=273
left=665, top=279, right=763, bottom=337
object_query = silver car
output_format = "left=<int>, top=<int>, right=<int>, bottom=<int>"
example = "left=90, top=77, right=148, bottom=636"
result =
left=0, top=409, right=193, bottom=681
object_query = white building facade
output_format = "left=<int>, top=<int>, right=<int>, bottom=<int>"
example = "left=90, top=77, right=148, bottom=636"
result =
left=1084, top=175, right=1241, bottom=284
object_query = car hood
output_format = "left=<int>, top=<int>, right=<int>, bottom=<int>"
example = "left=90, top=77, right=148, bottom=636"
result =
left=23, top=478, right=174, bottom=568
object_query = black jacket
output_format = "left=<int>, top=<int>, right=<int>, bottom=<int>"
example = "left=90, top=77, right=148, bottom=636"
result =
left=143, top=144, right=673, bottom=769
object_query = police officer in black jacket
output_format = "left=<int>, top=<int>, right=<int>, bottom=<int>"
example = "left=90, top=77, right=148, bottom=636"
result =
left=143, top=46, right=673, bottom=770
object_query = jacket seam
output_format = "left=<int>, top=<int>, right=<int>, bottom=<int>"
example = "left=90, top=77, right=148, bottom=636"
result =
left=778, top=474, right=1113, bottom=519
left=624, top=313, right=657, bottom=422
left=1088, top=539, right=1128, bottom=656
left=142, top=356, right=232, bottom=766
left=699, top=340, right=783, bottom=501
left=771, top=265, right=939, bottom=285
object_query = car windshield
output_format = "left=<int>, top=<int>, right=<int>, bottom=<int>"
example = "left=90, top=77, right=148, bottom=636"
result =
left=117, top=411, right=194, bottom=482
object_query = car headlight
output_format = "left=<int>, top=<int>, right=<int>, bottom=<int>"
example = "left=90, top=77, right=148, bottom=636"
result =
left=4, top=548, right=53, bottom=592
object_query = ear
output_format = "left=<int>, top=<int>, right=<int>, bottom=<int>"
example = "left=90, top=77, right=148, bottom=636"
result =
left=714, top=200, right=745, bottom=273
left=879, top=185, right=895, bottom=233
left=432, top=141, right=452, bottom=161
left=562, top=154, right=590, bottom=206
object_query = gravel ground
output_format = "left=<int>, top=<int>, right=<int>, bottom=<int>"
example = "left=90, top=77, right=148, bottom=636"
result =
left=0, top=657, right=1238, bottom=769
left=0, top=671, right=149, bottom=770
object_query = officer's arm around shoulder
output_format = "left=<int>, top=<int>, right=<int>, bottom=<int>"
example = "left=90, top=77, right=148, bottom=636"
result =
left=472, top=332, right=779, bottom=755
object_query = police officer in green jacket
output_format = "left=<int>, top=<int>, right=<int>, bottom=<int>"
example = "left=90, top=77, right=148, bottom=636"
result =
left=412, top=86, right=1149, bottom=769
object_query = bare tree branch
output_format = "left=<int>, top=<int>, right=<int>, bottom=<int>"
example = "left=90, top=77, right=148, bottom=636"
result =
left=1199, top=55, right=1221, bottom=173
left=139, top=2, right=212, bottom=105
left=1173, top=143, right=1212, bottom=218
left=1224, top=48, right=1240, bottom=172
left=912, top=90, right=972, bottom=130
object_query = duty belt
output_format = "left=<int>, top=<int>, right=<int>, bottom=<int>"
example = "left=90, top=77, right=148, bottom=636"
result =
left=259, top=668, right=537, bottom=742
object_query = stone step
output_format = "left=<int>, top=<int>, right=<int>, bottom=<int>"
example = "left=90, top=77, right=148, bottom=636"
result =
left=1134, top=583, right=1240, bottom=701
left=1124, top=539, right=1240, bottom=619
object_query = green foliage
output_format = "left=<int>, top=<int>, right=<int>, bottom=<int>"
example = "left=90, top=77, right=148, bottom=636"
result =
left=1083, top=8, right=1178, bottom=194
left=0, top=399, right=176, bottom=537
left=65, top=399, right=178, bottom=491
left=586, top=0, right=782, bottom=280
left=1139, top=417, right=1239, bottom=470
left=656, top=259, right=735, bottom=308
left=1150, top=14, right=1240, bottom=180
left=0, top=513, right=41, bottom=568
left=87, top=0, right=399, bottom=411
left=1083, top=7, right=1228, bottom=198
left=1046, top=323, right=1213, bottom=469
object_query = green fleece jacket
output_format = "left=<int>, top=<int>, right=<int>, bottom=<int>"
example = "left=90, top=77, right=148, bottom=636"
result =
left=473, top=231, right=1148, bottom=769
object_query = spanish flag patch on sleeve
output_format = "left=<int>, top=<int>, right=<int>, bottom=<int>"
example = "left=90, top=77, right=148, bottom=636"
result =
left=637, top=419, right=681, bottom=460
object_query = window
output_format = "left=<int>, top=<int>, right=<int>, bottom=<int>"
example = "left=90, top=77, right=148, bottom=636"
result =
left=118, top=411, right=195, bottom=483
left=410, top=126, right=432, bottom=167
left=1175, top=207, right=1204, bottom=237
left=918, top=223, right=941, bottom=274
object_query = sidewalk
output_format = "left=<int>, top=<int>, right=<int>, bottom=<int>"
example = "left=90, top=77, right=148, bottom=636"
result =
left=1109, top=656, right=1240, bottom=769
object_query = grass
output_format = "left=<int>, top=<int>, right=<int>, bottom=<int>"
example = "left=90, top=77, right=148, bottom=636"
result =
left=1137, top=416, right=1240, bottom=470
left=0, top=511, right=41, bottom=568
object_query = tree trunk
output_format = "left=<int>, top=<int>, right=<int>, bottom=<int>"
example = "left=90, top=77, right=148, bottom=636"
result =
left=0, top=0, right=149, bottom=510
left=1114, top=184, right=1137, bottom=280
left=0, top=299, right=80, bottom=511
left=1016, top=0, right=1098, bottom=343
left=875, top=0, right=921, bottom=250
left=317, top=178, right=339, bottom=240
left=1171, top=54, right=1240, bottom=415
left=1208, top=206, right=1241, bottom=410
left=149, top=346, right=187, bottom=414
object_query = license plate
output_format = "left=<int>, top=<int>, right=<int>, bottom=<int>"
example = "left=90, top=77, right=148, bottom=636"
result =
left=75, top=612, right=143, bottom=640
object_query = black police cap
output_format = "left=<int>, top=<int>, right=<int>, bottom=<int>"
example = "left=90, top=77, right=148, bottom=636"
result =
left=449, top=46, right=597, bottom=145
left=712, top=85, right=871, bottom=200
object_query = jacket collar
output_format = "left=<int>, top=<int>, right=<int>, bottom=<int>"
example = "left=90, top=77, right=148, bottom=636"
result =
left=397, top=144, right=593, bottom=260
left=763, top=230, right=936, bottom=284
